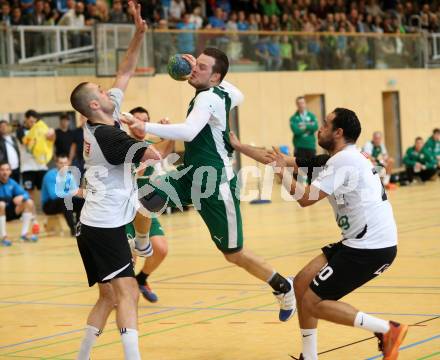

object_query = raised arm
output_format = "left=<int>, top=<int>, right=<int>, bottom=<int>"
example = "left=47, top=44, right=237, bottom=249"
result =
left=112, top=1, right=148, bottom=92
left=229, top=131, right=298, bottom=167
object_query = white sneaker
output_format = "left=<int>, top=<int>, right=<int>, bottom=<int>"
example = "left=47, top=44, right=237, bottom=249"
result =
left=273, top=276, right=296, bottom=322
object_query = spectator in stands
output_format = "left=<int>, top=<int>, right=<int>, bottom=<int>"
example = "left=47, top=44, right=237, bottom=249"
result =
left=154, top=19, right=176, bottom=71
left=189, top=4, right=203, bottom=29
left=161, top=0, right=171, bottom=20
left=255, top=37, right=272, bottom=70
left=280, top=35, right=294, bottom=70
left=85, top=3, right=103, bottom=25
left=236, top=10, right=249, bottom=30
left=226, top=10, right=237, bottom=30
left=403, top=136, right=437, bottom=183
left=55, top=114, right=74, bottom=159
left=169, top=0, right=185, bottom=23
left=423, top=128, right=440, bottom=171
left=289, top=96, right=319, bottom=159
left=363, top=131, right=395, bottom=189
left=10, top=7, right=23, bottom=25
left=59, top=1, right=87, bottom=47
left=58, top=1, right=85, bottom=27
left=19, top=109, right=54, bottom=201
left=108, top=0, right=128, bottom=23
left=43, top=1, right=60, bottom=25
left=1, top=2, right=11, bottom=25
left=261, top=0, right=280, bottom=17
left=41, top=154, right=84, bottom=236
left=176, top=12, right=195, bottom=54
left=208, top=7, right=225, bottom=29
left=0, top=161, right=37, bottom=245
left=366, top=0, right=384, bottom=17
left=267, top=35, right=282, bottom=70
left=69, top=115, right=85, bottom=176
left=23, top=0, right=45, bottom=25
left=0, top=120, right=21, bottom=184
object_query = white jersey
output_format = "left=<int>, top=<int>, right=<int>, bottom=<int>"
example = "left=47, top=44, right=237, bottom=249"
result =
left=80, top=88, right=139, bottom=228
left=312, top=144, right=397, bottom=249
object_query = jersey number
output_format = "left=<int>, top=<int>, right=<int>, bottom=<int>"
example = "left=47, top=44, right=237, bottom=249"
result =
left=312, top=265, right=334, bottom=286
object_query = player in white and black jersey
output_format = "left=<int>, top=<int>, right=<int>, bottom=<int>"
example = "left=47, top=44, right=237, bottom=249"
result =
left=267, top=108, right=407, bottom=360
left=69, top=3, right=160, bottom=360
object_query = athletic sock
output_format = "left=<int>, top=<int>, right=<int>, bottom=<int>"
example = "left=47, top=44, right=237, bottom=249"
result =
left=0, top=215, right=6, bottom=238
left=120, top=328, right=141, bottom=360
left=267, top=272, right=291, bottom=293
left=354, top=312, right=390, bottom=334
left=383, top=174, right=391, bottom=186
left=21, top=212, right=32, bottom=236
left=136, top=271, right=149, bottom=285
left=76, top=325, right=102, bottom=360
left=301, top=328, right=318, bottom=360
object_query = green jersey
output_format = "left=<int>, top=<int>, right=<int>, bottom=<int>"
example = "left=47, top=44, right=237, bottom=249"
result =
left=423, top=136, right=440, bottom=158
left=289, top=110, right=318, bottom=150
left=403, top=146, right=437, bottom=169
left=183, top=82, right=243, bottom=183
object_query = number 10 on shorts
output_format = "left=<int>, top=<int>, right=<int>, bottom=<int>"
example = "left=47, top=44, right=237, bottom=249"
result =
left=313, top=265, right=334, bottom=286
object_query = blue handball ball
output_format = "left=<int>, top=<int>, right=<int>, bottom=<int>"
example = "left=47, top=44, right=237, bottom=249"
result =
left=167, top=54, right=192, bottom=81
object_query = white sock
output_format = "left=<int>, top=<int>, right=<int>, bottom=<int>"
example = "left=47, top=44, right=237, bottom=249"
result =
left=21, top=212, right=33, bottom=236
left=120, top=328, right=141, bottom=360
left=301, top=328, right=318, bottom=360
left=135, top=231, right=152, bottom=255
left=76, top=325, right=102, bottom=360
left=383, top=174, right=390, bottom=185
left=354, top=312, right=390, bottom=334
left=0, top=215, right=6, bottom=238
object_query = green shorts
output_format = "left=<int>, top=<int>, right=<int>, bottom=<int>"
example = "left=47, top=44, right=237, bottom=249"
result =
left=125, top=217, right=164, bottom=241
left=148, top=165, right=243, bottom=253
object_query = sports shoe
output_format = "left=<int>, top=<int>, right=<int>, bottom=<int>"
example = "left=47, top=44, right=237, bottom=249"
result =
left=139, top=283, right=158, bottom=303
left=375, top=321, right=408, bottom=360
left=20, top=234, right=38, bottom=242
left=1, top=238, right=12, bottom=246
left=273, top=276, right=296, bottom=322
left=385, top=183, right=397, bottom=190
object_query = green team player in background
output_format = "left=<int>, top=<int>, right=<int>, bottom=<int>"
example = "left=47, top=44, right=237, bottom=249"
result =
left=289, top=96, right=318, bottom=159
left=124, top=47, right=296, bottom=322
left=403, top=136, right=438, bottom=182
left=124, top=106, right=174, bottom=303
left=423, top=128, right=440, bottom=172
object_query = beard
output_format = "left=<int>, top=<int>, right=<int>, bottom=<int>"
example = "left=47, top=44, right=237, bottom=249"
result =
left=318, top=136, right=335, bottom=151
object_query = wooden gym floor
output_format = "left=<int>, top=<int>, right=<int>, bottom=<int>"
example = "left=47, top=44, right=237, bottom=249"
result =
left=0, top=181, right=439, bottom=360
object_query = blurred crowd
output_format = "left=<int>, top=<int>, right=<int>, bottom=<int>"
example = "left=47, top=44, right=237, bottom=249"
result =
left=0, top=111, right=84, bottom=246
left=0, top=0, right=439, bottom=34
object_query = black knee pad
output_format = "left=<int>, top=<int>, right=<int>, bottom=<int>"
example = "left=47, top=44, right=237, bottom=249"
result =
left=139, top=192, right=167, bottom=213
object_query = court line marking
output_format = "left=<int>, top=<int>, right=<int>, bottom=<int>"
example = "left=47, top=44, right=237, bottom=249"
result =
left=416, top=351, right=440, bottom=360
left=46, top=300, right=276, bottom=359
left=364, top=334, right=440, bottom=360
left=0, top=293, right=269, bottom=356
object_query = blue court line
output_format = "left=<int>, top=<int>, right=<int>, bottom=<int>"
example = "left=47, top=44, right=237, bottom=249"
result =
left=0, top=308, right=175, bottom=350
left=1, top=299, right=440, bottom=319
left=365, top=334, right=440, bottom=360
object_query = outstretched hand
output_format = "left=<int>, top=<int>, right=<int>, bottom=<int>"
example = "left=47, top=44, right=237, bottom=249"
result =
left=267, top=147, right=288, bottom=170
left=128, top=1, right=147, bottom=33
left=121, top=112, right=146, bottom=140
left=181, top=54, right=196, bottom=80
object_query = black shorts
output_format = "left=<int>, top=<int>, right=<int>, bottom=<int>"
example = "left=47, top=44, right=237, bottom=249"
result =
left=22, top=170, right=47, bottom=190
left=310, top=242, right=397, bottom=301
left=5, top=203, right=20, bottom=221
left=76, top=222, right=134, bottom=287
